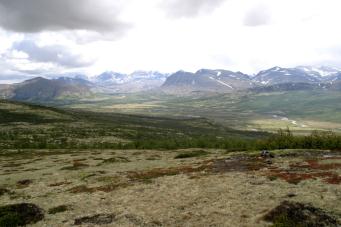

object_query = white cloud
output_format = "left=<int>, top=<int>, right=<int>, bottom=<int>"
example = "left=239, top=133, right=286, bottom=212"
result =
left=0, top=0, right=341, bottom=79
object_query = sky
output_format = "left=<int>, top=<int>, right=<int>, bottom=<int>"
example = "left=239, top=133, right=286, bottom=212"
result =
left=0, top=0, right=341, bottom=83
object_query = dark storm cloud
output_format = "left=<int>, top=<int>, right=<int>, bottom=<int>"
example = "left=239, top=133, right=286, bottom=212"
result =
left=0, top=0, right=129, bottom=33
left=160, top=0, right=226, bottom=18
left=243, top=4, right=271, bottom=27
left=12, top=40, right=91, bottom=68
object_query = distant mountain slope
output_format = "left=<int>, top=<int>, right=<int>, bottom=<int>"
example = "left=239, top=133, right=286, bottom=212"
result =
left=296, top=66, right=341, bottom=78
left=1, top=65, right=340, bottom=98
left=249, top=82, right=325, bottom=93
left=0, top=77, right=92, bottom=101
left=92, top=71, right=168, bottom=93
left=162, top=69, right=254, bottom=93
left=252, top=67, right=320, bottom=85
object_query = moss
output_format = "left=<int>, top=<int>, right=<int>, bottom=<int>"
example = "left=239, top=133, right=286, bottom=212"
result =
left=0, top=203, right=44, bottom=227
left=271, top=214, right=304, bottom=227
left=99, top=157, right=130, bottom=165
left=0, top=213, right=21, bottom=227
left=268, top=176, right=278, bottom=181
left=0, top=188, right=10, bottom=197
left=264, top=201, right=339, bottom=227
left=174, top=150, right=209, bottom=159
left=48, top=205, right=68, bottom=215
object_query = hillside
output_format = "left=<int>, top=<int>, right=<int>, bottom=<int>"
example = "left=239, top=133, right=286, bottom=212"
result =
left=0, top=77, right=92, bottom=101
left=0, top=99, right=267, bottom=150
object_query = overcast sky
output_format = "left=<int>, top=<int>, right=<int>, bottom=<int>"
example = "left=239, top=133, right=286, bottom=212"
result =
left=0, top=0, right=341, bottom=82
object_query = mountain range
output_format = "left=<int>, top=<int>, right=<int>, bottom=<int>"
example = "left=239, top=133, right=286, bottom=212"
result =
left=162, top=66, right=341, bottom=94
left=0, top=66, right=340, bottom=101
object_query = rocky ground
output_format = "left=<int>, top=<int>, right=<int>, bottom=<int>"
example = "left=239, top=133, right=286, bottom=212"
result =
left=0, top=149, right=340, bottom=226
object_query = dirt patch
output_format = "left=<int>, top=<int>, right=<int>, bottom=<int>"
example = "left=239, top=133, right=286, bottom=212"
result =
left=210, top=156, right=268, bottom=173
left=2, top=162, right=22, bottom=168
left=263, top=201, right=339, bottom=226
left=16, top=179, right=33, bottom=189
left=99, top=156, right=131, bottom=165
left=74, top=213, right=116, bottom=225
left=60, top=160, right=89, bottom=170
left=48, top=181, right=72, bottom=187
left=68, top=182, right=129, bottom=194
left=127, top=165, right=209, bottom=182
left=0, top=203, right=44, bottom=226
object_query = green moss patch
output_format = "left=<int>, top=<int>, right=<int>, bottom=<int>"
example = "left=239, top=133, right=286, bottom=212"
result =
left=48, top=205, right=69, bottom=215
left=264, top=201, right=339, bottom=227
left=174, top=150, right=209, bottom=159
left=0, top=203, right=44, bottom=226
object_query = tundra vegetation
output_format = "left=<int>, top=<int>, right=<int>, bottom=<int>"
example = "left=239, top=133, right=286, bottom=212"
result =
left=0, top=99, right=340, bottom=226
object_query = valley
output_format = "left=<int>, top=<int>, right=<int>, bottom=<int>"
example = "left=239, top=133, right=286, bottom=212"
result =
left=1, top=2, right=341, bottom=226
left=1, top=66, right=340, bottom=134
left=1, top=66, right=341, bottom=226
left=53, top=90, right=341, bottom=134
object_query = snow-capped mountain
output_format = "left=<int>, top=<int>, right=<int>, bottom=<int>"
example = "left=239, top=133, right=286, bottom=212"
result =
left=49, top=73, right=89, bottom=81
left=296, top=66, right=341, bottom=77
left=162, top=66, right=341, bottom=94
left=162, top=69, right=254, bottom=93
left=93, top=71, right=128, bottom=85
left=1, top=65, right=340, bottom=99
left=91, top=71, right=169, bottom=93
left=252, top=66, right=320, bottom=86
left=323, top=72, right=341, bottom=84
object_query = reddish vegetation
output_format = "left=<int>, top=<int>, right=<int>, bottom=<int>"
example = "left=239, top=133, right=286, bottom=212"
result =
left=290, top=158, right=341, bottom=170
left=126, top=156, right=267, bottom=181
left=268, top=157, right=341, bottom=185
left=268, top=170, right=340, bottom=184
left=61, top=160, right=89, bottom=170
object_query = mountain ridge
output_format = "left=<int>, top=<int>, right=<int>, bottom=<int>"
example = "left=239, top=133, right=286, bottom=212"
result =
left=1, top=66, right=340, bottom=99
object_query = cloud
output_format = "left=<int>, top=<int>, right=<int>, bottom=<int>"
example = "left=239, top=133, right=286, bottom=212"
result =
left=0, top=74, right=30, bottom=81
left=0, top=0, right=130, bottom=33
left=12, top=40, right=92, bottom=68
left=243, top=4, right=271, bottom=27
left=160, top=0, right=225, bottom=18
